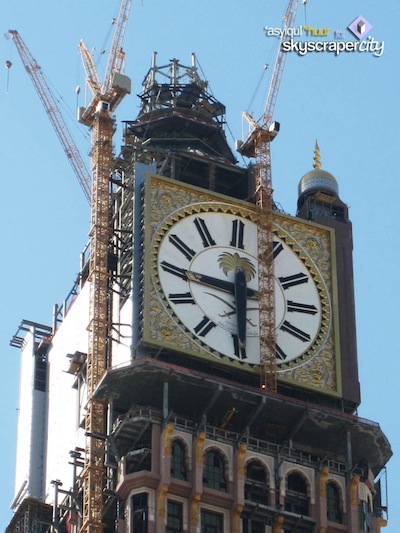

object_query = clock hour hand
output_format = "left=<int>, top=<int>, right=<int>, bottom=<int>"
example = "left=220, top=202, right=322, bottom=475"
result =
left=186, top=270, right=258, bottom=299
left=234, top=267, right=247, bottom=348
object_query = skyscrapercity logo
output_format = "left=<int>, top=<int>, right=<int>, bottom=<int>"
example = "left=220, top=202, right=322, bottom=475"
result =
left=264, top=16, right=384, bottom=57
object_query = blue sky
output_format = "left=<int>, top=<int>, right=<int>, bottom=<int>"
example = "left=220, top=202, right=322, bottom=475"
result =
left=1, top=0, right=399, bottom=530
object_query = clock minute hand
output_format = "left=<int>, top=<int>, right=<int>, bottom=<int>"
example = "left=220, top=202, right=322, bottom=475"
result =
left=234, top=267, right=247, bottom=348
left=186, top=270, right=258, bottom=299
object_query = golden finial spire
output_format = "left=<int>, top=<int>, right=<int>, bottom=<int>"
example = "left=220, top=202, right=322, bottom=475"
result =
left=313, top=140, right=322, bottom=169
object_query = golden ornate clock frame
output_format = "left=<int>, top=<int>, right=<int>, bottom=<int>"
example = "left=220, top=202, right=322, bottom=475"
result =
left=140, top=173, right=342, bottom=398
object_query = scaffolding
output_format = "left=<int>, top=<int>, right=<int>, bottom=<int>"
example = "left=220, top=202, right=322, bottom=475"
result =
left=6, top=498, right=52, bottom=533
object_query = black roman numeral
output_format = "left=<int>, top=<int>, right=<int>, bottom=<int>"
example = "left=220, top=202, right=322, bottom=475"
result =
left=168, top=234, right=196, bottom=260
left=275, top=344, right=287, bottom=361
left=230, top=219, right=245, bottom=249
left=232, top=334, right=247, bottom=360
left=169, top=292, right=195, bottom=304
left=194, top=218, right=216, bottom=247
left=160, top=261, right=187, bottom=280
left=194, top=316, right=217, bottom=337
left=273, top=241, right=284, bottom=258
left=287, top=301, right=318, bottom=315
left=280, top=321, right=311, bottom=342
left=279, top=272, right=309, bottom=290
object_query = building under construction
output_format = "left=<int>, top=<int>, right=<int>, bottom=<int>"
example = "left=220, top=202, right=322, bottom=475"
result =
left=6, top=47, right=392, bottom=533
left=5, top=0, right=393, bottom=529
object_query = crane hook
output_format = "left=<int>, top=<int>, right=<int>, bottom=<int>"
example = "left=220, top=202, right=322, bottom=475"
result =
left=5, top=60, right=12, bottom=93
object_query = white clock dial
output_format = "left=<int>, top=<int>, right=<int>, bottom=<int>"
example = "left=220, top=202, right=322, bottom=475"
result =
left=152, top=205, right=330, bottom=368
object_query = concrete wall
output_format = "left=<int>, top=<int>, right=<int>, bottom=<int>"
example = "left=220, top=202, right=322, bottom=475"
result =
left=45, top=283, right=90, bottom=500
left=14, top=328, right=48, bottom=504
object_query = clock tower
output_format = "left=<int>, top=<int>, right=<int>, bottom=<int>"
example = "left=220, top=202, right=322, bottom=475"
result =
left=8, top=54, right=391, bottom=533
left=99, top=56, right=391, bottom=532
left=296, top=140, right=360, bottom=408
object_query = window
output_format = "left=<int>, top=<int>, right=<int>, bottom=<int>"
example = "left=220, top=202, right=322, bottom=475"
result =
left=203, top=450, right=227, bottom=491
left=201, top=510, right=223, bottom=533
left=170, top=440, right=187, bottom=480
left=359, top=501, right=371, bottom=532
left=284, top=528, right=313, bottom=533
left=284, top=472, right=309, bottom=515
left=245, top=461, right=268, bottom=505
left=131, top=493, right=148, bottom=533
left=34, top=353, right=48, bottom=392
left=167, top=501, right=183, bottom=533
left=327, top=482, right=342, bottom=523
left=243, top=518, right=265, bottom=533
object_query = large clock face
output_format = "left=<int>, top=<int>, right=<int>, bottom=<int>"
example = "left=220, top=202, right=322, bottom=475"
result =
left=151, top=203, right=331, bottom=369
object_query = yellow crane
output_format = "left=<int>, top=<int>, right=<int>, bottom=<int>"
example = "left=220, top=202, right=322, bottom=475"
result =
left=238, top=0, right=302, bottom=392
left=77, top=1, right=132, bottom=531
left=5, top=30, right=91, bottom=203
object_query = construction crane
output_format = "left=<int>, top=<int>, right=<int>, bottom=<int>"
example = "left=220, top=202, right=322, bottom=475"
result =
left=77, top=1, right=132, bottom=531
left=5, top=30, right=92, bottom=203
left=237, top=0, right=302, bottom=392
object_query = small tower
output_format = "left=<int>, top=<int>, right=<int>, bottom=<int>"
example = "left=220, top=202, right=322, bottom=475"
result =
left=297, top=141, right=360, bottom=407
left=297, top=140, right=348, bottom=222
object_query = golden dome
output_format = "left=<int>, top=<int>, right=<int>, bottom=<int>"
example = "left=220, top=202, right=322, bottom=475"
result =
left=298, top=141, right=339, bottom=197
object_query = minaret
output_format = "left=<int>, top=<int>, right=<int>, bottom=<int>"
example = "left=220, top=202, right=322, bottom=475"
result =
left=297, top=141, right=360, bottom=408
left=297, top=140, right=344, bottom=220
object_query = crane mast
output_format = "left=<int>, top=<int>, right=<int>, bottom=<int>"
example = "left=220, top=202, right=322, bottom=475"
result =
left=238, top=0, right=301, bottom=392
left=77, top=1, right=132, bottom=531
left=6, top=30, right=92, bottom=203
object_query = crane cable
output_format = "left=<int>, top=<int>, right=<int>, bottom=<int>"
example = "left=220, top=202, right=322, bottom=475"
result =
left=97, top=0, right=121, bottom=68
left=5, top=36, right=14, bottom=94
left=43, top=71, right=90, bottom=142
left=303, top=0, right=308, bottom=26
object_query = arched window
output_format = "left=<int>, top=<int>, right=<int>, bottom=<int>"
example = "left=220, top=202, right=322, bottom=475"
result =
left=245, top=460, right=269, bottom=505
left=327, top=482, right=342, bottom=523
left=284, top=472, right=309, bottom=515
left=170, top=439, right=187, bottom=481
left=203, top=450, right=227, bottom=491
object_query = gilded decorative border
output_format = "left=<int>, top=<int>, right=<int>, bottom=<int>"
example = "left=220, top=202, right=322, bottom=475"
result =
left=142, top=175, right=339, bottom=394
